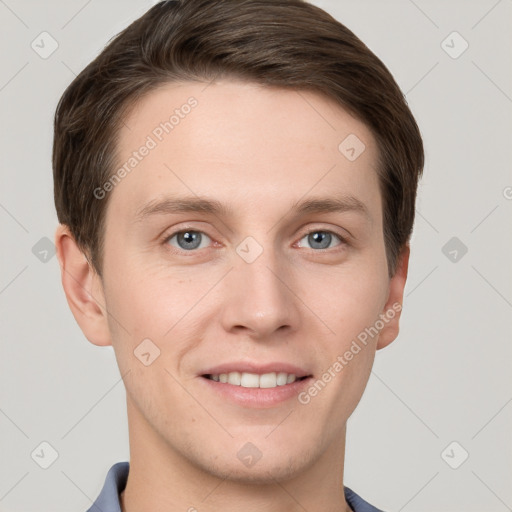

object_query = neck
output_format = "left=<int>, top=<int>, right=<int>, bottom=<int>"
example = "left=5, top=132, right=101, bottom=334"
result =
left=121, top=396, right=352, bottom=512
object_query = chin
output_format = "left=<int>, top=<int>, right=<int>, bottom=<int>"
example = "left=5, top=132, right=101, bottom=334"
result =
left=184, top=441, right=317, bottom=485
left=206, top=457, right=310, bottom=485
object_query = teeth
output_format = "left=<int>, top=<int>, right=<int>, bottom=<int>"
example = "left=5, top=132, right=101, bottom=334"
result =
left=259, top=372, right=277, bottom=388
left=286, top=374, right=296, bottom=384
left=241, top=372, right=260, bottom=387
left=276, top=372, right=288, bottom=386
left=227, top=371, right=241, bottom=386
left=207, top=371, right=301, bottom=388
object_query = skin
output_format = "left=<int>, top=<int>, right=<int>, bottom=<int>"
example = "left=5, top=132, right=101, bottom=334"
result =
left=56, top=80, right=409, bottom=512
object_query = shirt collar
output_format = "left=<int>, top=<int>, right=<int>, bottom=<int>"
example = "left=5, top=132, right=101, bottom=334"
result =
left=87, top=462, right=385, bottom=512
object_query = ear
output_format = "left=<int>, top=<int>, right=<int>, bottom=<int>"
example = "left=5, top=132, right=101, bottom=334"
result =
left=54, top=224, right=112, bottom=346
left=376, top=244, right=410, bottom=350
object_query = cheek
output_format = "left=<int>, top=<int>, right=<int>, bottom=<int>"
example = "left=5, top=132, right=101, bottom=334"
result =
left=101, top=268, right=202, bottom=421
left=306, top=261, right=388, bottom=339
left=103, top=256, right=195, bottom=332
left=102, top=259, right=217, bottom=381
left=300, top=261, right=387, bottom=410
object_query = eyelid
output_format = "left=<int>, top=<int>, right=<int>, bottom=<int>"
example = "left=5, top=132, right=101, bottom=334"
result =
left=160, top=224, right=350, bottom=253
left=167, top=230, right=212, bottom=246
left=162, top=226, right=216, bottom=249
left=295, top=223, right=350, bottom=243
left=295, top=229, right=347, bottom=250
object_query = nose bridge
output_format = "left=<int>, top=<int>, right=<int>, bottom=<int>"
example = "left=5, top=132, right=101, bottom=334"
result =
left=221, top=239, right=300, bottom=337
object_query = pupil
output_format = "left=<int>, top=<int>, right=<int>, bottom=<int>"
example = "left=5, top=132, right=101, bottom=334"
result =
left=178, top=231, right=201, bottom=250
left=309, top=231, right=331, bottom=249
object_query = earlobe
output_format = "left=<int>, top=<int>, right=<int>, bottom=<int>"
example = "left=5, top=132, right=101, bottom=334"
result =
left=54, top=224, right=112, bottom=347
left=376, top=244, right=410, bottom=350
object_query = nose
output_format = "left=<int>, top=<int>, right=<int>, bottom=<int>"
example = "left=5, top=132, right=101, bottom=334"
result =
left=219, top=247, right=302, bottom=340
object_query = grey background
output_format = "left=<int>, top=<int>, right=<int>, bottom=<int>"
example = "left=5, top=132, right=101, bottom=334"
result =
left=0, top=0, right=511, bottom=511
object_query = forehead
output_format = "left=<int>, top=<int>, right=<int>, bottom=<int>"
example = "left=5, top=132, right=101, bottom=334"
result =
left=108, top=80, right=381, bottom=224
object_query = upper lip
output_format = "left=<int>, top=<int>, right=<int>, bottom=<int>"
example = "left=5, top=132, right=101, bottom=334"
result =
left=201, top=362, right=312, bottom=378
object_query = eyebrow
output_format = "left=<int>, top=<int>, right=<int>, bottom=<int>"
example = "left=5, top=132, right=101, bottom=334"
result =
left=134, top=194, right=371, bottom=223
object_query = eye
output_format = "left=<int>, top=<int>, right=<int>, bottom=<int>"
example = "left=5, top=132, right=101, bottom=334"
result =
left=297, top=230, right=344, bottom=250
left=166, top=230, right=212, bottom=251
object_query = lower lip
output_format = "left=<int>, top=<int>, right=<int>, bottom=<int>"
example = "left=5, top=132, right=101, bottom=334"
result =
left=198, top=376, right=313, bottom=408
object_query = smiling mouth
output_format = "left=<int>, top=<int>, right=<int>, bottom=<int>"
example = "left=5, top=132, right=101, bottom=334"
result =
left=202, top=371, right=311, bottom=389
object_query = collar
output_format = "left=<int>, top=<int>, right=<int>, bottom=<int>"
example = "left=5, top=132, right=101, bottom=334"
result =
left=87, top=462, right=385, bottom=512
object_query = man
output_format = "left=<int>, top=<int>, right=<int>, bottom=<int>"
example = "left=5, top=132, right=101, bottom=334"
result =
left=53, top=1, right=424, bottom=510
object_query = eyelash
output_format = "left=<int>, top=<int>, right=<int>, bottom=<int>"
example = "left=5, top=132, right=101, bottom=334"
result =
left=161, top=227, right=348, bottom=254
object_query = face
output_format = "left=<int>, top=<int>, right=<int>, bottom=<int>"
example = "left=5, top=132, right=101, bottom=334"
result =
left=96, top=80, right=404, bottom=482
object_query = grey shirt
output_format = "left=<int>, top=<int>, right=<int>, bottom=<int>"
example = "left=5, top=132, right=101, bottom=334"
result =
left=87, top=462, right=385, bottom=512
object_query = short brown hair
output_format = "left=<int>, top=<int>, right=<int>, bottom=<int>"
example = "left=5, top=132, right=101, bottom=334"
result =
left=53, top=0, right=424, bottom=278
